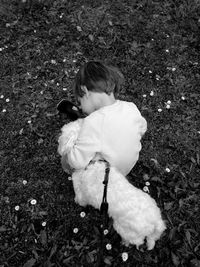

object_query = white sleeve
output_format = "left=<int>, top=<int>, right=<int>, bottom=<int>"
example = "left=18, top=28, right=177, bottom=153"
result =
left=138, top=116, right=147, bottom=137
left=66, top=114, right=102, bottom=169
left=58, top=119, right=83, bottom=156
left=130, top=103, right=147, bottom=137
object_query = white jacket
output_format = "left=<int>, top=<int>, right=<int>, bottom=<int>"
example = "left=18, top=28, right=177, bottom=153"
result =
left=58, top=100, right=147, bottom=176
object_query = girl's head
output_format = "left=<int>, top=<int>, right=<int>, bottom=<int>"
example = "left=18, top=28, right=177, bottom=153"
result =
left=73, top=61, right=124, bottom=104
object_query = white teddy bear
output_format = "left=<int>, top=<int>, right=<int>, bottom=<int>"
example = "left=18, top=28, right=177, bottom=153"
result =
left=58, top=120, right=166, bottom=250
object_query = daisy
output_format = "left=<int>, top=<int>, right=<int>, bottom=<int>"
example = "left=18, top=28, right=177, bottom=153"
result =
left=122, top=252, right=128, bottom=262
left=73, top=228, right=78, bottom=233
left=30, top=199, right=37, bottom=205
left=106, top=243, right=112, bottom=250
left=42, top=222, right=46, bottom=227
left=104, top=229, right=109, bottom=235
left=150, top=91, right=154, bottom=96
left=80, top=212, right=86, bottom=218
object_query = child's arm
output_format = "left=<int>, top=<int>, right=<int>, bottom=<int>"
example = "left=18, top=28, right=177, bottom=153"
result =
left=58, top=119, right=83, bottom=156
left=138, top=116, right=147, bottom=137
left=62, top=113, right=102, bottom=170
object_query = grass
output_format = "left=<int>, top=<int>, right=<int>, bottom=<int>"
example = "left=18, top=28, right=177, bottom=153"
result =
left=0, top=0, right=200, bottom=266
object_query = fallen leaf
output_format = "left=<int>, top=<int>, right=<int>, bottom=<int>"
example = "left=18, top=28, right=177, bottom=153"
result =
left=171, top=252, right=180, bottom=266
left=23, top=258, right=36, bottom=267
left=88, top=34, right=94, bottom=42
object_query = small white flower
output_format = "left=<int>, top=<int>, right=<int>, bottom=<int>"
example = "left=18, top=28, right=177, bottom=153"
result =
left=143, top=94, right=147, bottom=98
left=166, top=104, right=170, bottom=109
left=122, top=252, right=128, bottom=262
left=56, top=83, right=59, bottom=86
left=149, top=70, right=152, bottom=73
left=0, top=48, right=3, bottom=51
left=165, top=167, right=170, bottom=173
left=63, top=58, right=67, bottom=62
left=2, top=109, right=6, bottom=113
left=151, top=38, right=154, bottom=41
left=63, top=88, right=67, bottom=91
left=76, top=26, right=82, bottom=32
left=165, top=49, right=169, bottom=53
left=34, top=30, right=36, bottom=33
left=6, top=98, right=10, bottom=102
left=172, top=67, right=176, bottom=71
left=103, top=229, right=109, bottom=235
left=22, top=180, right=27, bottom=185
left=166, top=34, right=170, bottom=38
left=51, top=59, right=56, bottom=64
left=15, top=205, right=20, bottom=211
left=42, top=222, right=46, bottom=227
left=73, top=228, right=78, bottom=233
left=150, top=91, right=154, bottom=96
left=181, top=96, right=186, bottom=100
left=40, top=91, right=44, bottom=94
left=156, top=74, right=160, bottom=80
left=0, top=95, right=4, bottom=98
left=106, top=243, right=112, bottom=250
left=27, top=120, right=31, bottom=124
left=158, top=108, right=162, bottom=112
left=167, top=100, right=171, bottom=105
left=143, top=186, right=149, bottom=193
left=145, top=181, right=150, bottom=186
left=68, top=176, right=72, bottom=181
left=30, top=199, right=37, bottom=205
left=80, top=212, right=86, bottom=218
left=73, top=59, right=77, bottom=63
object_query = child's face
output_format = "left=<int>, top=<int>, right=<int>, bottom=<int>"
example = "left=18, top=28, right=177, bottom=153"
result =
left=77, top=85, right=116, bottom=115
left=78, top=86, right=97, bottom=115
left=78, top=92, right=96, bottom=115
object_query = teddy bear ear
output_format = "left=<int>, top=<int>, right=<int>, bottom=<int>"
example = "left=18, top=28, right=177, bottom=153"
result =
left=57, top=99, right=83, bottom=121
left=57, top=99, right=73, bottom=113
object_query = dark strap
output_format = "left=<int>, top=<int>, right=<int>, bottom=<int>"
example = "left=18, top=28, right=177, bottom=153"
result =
left=100, top=161, right=110, bottom=215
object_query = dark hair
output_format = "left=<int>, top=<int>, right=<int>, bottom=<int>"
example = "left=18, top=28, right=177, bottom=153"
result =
left=73, top=61, right=124, bottom=101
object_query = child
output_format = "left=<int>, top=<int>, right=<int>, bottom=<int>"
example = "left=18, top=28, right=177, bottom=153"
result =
left=58, top=61, right=166, bottom=249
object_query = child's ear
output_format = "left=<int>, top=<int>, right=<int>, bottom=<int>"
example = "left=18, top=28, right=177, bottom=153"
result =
left=107, top=81, right=115, bottom=93
left=81, top=85, right=89, bottom=97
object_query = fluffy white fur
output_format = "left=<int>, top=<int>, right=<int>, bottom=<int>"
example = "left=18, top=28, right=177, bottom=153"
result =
left=58, top=121, right=166, bottom=250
